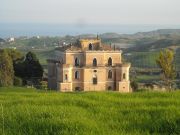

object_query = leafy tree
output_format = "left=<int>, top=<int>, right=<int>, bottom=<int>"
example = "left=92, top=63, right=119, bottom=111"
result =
left=5, top=49, right=23, bottom=62
left=0, top=49, right=14, bottom=86
left=130, top=80, right=138, bottom=91
left=156, top=49, right=176, bottom=91
left=14, top=52, right=43, bottom=84
left=39, top=81, right=48, bottom=90
left=24, top=52, right=43, bottom=79
left=0, top=49, right=43, bottom=87
left=14, top=76, right=23, bottom=86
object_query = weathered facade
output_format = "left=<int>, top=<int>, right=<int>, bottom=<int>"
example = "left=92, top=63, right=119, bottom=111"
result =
left=48, top=38, right=131, bottom=92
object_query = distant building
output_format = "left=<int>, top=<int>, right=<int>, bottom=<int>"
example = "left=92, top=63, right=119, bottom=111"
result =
left=8, top=37, right=15, bottom=42
left=47, top=38, right=131, bottom=92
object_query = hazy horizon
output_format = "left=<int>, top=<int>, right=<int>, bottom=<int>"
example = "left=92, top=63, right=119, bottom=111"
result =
left=1, top=0, right=180, bottom=37
left=1, top=23, right=180, bottom=38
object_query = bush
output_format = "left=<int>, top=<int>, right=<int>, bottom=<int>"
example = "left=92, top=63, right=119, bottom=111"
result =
left=131, top=80, right=138, bottom=91
left=14, top=76, right=23, bottom=86
left=39, top=81, right=48, bottom=90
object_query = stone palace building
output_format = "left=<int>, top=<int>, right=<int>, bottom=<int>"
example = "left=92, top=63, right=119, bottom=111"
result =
left=47, top=38, right=131, bottom=92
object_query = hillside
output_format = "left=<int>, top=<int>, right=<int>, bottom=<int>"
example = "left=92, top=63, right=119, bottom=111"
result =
left=1, top=29, right=180, bottom=71
left=124, top=51, right=159, bottom=68
left=133, top=29, right=180, bottom=38
left=2, top=29, right=180, bottom=51
left=126, top=38, right=180, bottom=52
left=0, top=87, right=180, bottom=135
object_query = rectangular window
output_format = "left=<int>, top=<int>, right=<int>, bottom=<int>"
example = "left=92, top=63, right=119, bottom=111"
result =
left=93, top=78, right=97, bottom=85
left=123, top=73, right=126, bottom=79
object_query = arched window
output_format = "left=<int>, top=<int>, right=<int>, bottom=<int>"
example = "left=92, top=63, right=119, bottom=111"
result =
left=108, top=70, right=112, bottom=79
left=92, top=75, right=97, bottom=85
left=89, top=43, right=93, bottom=50
left=75, top=58, right=80, bottom=66
left=123, top=73, right=126, bottom=79
left=108, top=57, right=112, bottom=66
left=93, top=58, right=97, bottom=66
left=75, top=71, right=79, bottom=79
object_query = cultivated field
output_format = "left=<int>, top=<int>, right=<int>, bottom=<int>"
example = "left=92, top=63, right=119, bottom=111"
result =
left=0, top=87, right=180, bottom=135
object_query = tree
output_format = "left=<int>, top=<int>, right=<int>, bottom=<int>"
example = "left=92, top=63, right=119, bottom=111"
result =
left=0, top=49, right=14, bottom=86
left=130, top=80, right=138, bottom=91
left=14, top=52, right=43, bottom=85
left=24, top=52, right=43, bottom=79
left=5, top=49, right=23, bottom=62
left=156, top=49, right=176, bottom=91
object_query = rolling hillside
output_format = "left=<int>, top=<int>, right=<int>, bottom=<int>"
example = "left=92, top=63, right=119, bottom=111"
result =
left=127, top=38, right=180, bottom=52
left=1, top=29, right=180, bottom=71
left=124, top=51, right=159, bottom=68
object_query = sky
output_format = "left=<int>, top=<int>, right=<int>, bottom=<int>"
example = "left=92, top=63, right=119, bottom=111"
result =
left=1, top=0, right=180, bottom=25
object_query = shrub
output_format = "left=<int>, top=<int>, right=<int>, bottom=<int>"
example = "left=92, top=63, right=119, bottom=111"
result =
left=39, top=81, right=48, bottom=90
left=14, top=76, right=23, bottom=86
left=130, top=80, right=138, bottom=91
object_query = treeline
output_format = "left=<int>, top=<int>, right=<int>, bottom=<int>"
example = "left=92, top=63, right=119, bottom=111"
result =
left=0, top=49, right=43, bottom=87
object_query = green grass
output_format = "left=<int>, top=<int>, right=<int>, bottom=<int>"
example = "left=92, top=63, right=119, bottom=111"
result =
left=0, top=87, right=180, bottom=135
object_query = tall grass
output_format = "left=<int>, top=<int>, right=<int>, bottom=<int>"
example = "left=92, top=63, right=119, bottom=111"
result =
left=0, top=87, right=180, bottom=135
left=1, top=103, right=4, bottom=135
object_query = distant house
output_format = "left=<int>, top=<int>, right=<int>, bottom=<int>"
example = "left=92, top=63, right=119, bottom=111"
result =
left=8, top=37, right=15, bottom=42
left=47, top=38, right=131, bottom=92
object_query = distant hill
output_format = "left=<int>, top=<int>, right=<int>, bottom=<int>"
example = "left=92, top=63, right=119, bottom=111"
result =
left=100, top=33, right=121, bottom=39
left=100, top=29, right=180, bottom=39
left=98, top=29, right=180, bottom=52
left=127, top=38, right=180, bottom=52
left=2, top=29, right=180, bottom=52
left=131, top=29, right=180, bottom=38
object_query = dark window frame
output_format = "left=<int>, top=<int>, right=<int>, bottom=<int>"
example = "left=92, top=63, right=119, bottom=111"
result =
left=108, top=57, right=112, bottom=66
left=75, top=58, right=80, bottom=66
left=108, top=70, right=112, bottom=79
left=89, top=43, right=93, bottom=50
left=93, top=58, right=97, bottom=67
left=75, top=71, right=79, bottom=79
left=93, top=77, right=97, bottom=85
left=123, top=73, right=126, bottom=79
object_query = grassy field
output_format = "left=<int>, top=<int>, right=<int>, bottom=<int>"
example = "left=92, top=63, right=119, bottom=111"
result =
left=0, top=87, right=180, bottom=135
